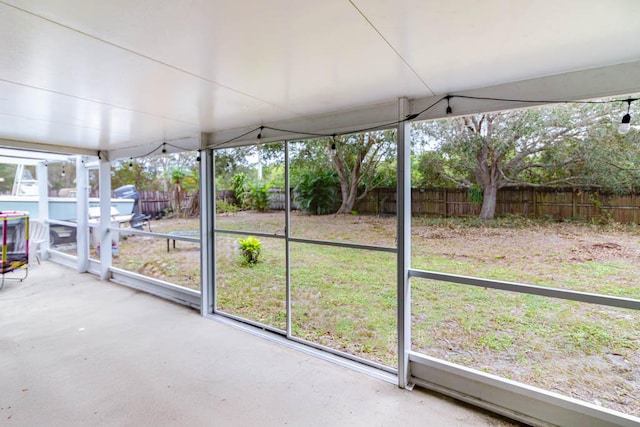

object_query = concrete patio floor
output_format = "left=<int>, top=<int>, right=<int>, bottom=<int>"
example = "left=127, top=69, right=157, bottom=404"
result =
left=0, top=261, right=522, bottom=426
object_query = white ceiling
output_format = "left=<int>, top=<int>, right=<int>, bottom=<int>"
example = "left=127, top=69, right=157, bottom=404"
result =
left=1, top=0, right=640, bottom=158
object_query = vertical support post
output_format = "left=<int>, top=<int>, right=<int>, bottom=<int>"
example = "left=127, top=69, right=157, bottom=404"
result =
left=199, top=144, right=214, bottom=316
left=76, top=155, right=89, bottom=273
left=284, top=140, right=292, bottom=337
left=99, top=155, right=112, bottom=280
left=36, top=161, right=50, bottom=261
left=397, top=97, right=412, bottom=388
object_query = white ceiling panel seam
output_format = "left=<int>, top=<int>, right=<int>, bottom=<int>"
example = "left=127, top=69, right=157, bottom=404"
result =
left=348, top=0, right=436, bottom=97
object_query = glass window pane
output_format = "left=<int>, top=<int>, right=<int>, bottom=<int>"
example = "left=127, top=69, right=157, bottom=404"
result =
left=108, top=150, right=202, bottom=291
left=411, top=217, right=640, bottom=301
left=215, top=234, right=286, bottom=331
left=410, top=106, right=640, bottom=300
left=215, top=143, right=285, bottom=235
left=411, top=278, right=640, bottom=417
left=113, top=229, right=201, bottom=292
left=290, top=242, right=397, bottom=367
left=289, top=134, right=397, bottom=248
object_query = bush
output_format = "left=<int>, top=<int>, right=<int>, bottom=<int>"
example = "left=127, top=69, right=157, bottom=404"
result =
left=238, top=236, right=261, bottom=265
left=216, top=199, right=239, bottom=214
left=294, top=170, right=340, bottom=215
left=247, top=183, right=271, bottom=212
left=468, top=184, right=483, bottom=204
left=231, top=173, right=249, bottom=209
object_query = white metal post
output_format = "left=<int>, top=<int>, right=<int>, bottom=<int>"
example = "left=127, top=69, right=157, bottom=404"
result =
left=35, top=161, right=50, bottom=261
left=397, top=97, right=412, bottom=388
left=99, top=156, right=112, bottom=280
left=199, top=145, right=214, bottom=316
left=284, top=141, right=291, bottom=337
left=76, top=155, right=90, bottom=273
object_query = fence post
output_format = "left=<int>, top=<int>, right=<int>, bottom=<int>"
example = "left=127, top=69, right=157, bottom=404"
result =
left=444, top=188, right=448, bottom=218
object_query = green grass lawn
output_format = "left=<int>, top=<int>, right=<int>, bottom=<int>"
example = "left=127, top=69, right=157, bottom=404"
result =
left=215, top=235, right=397, bottom=366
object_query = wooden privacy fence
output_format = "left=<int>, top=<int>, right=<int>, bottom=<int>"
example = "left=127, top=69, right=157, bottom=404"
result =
left=209, top=186, right=640, bottom=224
left=139, top=190, right=199, bottom=218
left=267, top=188, right=299, bottom=210
left=107, top=186, right=639, bottom=223
left=356, top=187, right=640, bottom=223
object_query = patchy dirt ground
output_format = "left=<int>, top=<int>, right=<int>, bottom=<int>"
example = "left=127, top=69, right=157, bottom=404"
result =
left=412, top=220, right=640, bottom=293
left=97, top=212, right=640, bottom=416
left=412, top=219, right=640, bottom=415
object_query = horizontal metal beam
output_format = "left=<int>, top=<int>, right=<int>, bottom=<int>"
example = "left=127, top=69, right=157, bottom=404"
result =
left=47, top=249, right=200, bottom=309
left=214, top=228, right=397, bottom=253
left=88, top=258, right=101, bottom=276
left=0, top=137, right=97, bottom=157
left=214, top=228, right=285, bottom=240
left=47, top=249, right=78, bottom=270
left=110, top=267, right=201, bottom=310
left=409, top=352, right=640, bottom=427
left=116, top=227, right=200, bottom=243
left=204, top=60, right=640, bottom=149
left=204, top=100, right=399, bottom=148
left=288, top=236, right=397, bottom=253
left=410, top=269, right=640, bottom=311
left=48, top=219, right=77, bottom=227
left=412, top=59, right=640, bottom=121
left=108, top=135, right=201, bottom=162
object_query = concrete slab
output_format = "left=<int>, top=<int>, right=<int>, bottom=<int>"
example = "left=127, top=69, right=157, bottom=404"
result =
left=0, top=262, right=522, bottom=426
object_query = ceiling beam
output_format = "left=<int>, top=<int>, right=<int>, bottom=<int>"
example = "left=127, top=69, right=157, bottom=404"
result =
left=204, top=60, right=640, bottom=149
left=0, top=138, right=97, bottom=157
left=108, top=135, right=201, bottom=161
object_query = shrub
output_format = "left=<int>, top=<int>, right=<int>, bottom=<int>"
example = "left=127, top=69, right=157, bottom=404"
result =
left=231, top=173, right=249, bottom=209
left=468, top=184, right=483, bottom=204
left=294, top=170, right=340, bottom=215
left=247, top=183, right=271, bottom=212
left=216, top=199, right=239, bottom=214
left=238, top=236, right=262, bottom=265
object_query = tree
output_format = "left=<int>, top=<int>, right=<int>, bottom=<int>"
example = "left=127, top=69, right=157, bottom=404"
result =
left=413, top=150, right=454, bottom=188
left=214, top=147, right=253, bottom=190
left=112, top=159, right=155, bottom=191
left=288, top=140, right=330, bottom=186
left=329, top=130, right=396, bottom=214
left=569, top=126, right=640, bottom=193
left=168, top=166, right=189, bottom=217
left=215, top=143, right=284, bottom=191
left=414, top=103, right=615, bottom=220
left=112, top=151, right=200, bottom=192
left=288, top=132, right=396, bottom=214
left=0, top=164, right=16, bottom=194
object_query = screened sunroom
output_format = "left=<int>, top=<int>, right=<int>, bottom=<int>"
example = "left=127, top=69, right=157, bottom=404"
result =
left=1, top=1, right=640, bottom=425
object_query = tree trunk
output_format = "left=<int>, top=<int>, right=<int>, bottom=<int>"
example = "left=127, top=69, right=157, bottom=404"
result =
left=336, top=178, right=358, bottom=214
left=329, top=131, right=392, bottom=215
left=479, top=184, right=498, bottom=220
